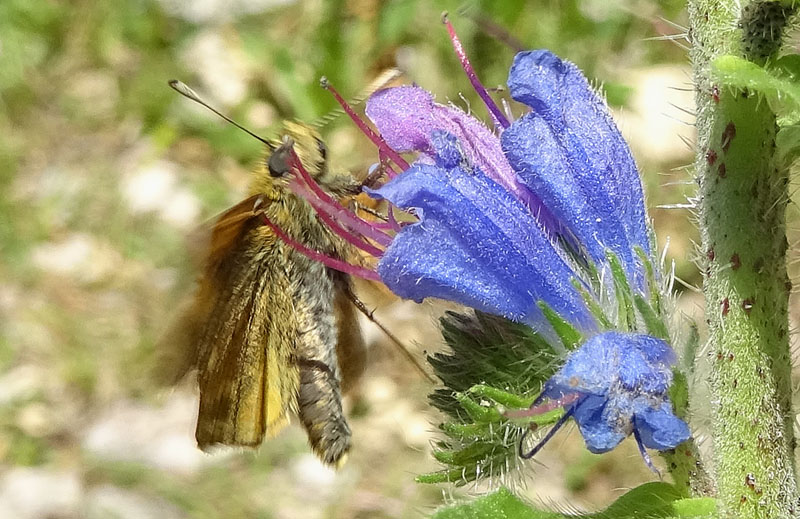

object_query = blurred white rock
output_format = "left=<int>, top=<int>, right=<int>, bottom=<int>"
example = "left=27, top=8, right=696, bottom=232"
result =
left=180, top=30, right=249, bottom=108
left=158, top=0, right=295, bottom=24
left=82, top=390, right=215, bottom=475
left=0, top=468, right=82, bottom=519
left=85, top=484, right=185, bottom=519
left=121, top=160, right=201, bottom=229
left=31, top=233, right=122, bottom=284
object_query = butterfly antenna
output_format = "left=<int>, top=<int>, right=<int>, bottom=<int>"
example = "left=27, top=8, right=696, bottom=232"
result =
left=311, top=68, right=403, bottom=129
left=168, top=79, right=274, bottom=148
left=342, top=285, right=435, bottom=384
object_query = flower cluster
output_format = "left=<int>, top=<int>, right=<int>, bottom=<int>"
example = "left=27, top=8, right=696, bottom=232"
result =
left=282, top=20, right=691, bottom=472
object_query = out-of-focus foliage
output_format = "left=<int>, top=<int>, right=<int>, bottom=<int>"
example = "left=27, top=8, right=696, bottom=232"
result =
left=0, top=0, right=709, bottom=517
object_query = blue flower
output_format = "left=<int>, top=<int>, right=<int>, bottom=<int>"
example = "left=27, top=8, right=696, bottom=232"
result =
left=519, top=332, right=690, bottom=469
left=306, top=35, right=690, bottom=468
left=365, top=50, right=651, bottom=327
left=360, top=48, right=691, bottom=465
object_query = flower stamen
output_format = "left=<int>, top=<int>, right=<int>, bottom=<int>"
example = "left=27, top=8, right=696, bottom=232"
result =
left=504, top=392, right=582, bottom=419
left=519, top=406, right=575, bottom=459
left=288, top=150, right=394, bottom=248
left=321, top=77, right=411, bottom=171
left=260, top=212, right=381, bottom=281
left=633, top=419, right=661, bottom=476
left=442, top=12, right=510, bottom=130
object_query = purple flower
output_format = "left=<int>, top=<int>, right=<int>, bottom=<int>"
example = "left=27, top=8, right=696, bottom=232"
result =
left=519, top=332, right=690, bottom=469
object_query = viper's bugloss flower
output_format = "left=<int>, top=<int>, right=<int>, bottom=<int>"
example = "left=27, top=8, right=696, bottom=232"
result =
left=515, top=332, right=690, bottom=470
left=364, top=49, right=653, bottom=327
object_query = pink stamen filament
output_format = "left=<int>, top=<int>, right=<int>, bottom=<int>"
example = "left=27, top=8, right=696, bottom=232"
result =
left=378, top=151, right=399, bottom=179
left=443, top=13, right=510, bottom=130
left=261, top=213, right=381, bottom=282
left=288, top=179, right=385, bottom=257
left=504, top=392, right=582, bottom=419
left=288, top=150, right=394, bottom=247
left=387, top=206, right=402, bottom=232
left=321, top=79, right=411, bottom=171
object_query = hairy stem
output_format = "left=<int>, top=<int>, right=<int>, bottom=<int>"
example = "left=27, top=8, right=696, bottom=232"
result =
left=689, top=1, right=797, bottom=516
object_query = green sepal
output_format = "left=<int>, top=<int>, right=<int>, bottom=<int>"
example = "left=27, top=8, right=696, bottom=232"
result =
left=416, top=467, right=475, bottom=485
left=606, top=251, right=636, bottom=330
left=468, top=384, right=534, bottom=410
left=537, top=300, right=582, bottom=350
left=634, top=246, right=662, bottom=314
left=682, top=323, right=700, bottom=377
left=505, top=408, right=565, bottom=428
left=668, top=371, right=690, bottom=420
left=440, top=422, right=492, bottom=440
left=633, top=294, right=669, bottom=339
left=454, top=392, right=503, bottom=423
left=571, top=278, right=613, bottom=329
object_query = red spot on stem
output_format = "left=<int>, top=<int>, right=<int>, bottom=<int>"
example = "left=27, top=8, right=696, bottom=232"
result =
left=721, top=122, right=736, bottom=152
left=730, top=253, right=740, bottom=270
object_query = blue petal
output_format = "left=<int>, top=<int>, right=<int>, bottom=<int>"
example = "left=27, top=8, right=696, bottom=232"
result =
left=547, top=332, right=623, bottom=394
left=633, top=401, right=691, bottom=450
left=430, top=130, right=464, bottom=170
left=572, top=395, right=627, bottom=453
left=371, top=163, right=592, bottom=328
left=366, top=86, right=557, bottom=233
left=616, top=337, right=673, bottom=393
left=503, top=50, right=650, bottom=275
left=547, top=332, right=674, bottom=395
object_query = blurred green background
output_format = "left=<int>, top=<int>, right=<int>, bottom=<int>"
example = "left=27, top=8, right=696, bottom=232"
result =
left=0, top=0, right=762, bottom=517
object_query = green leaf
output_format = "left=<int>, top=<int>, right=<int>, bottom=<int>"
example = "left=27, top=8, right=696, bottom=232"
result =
left=432, top=488, right=562, bottom=519
left=669, top=497, right=718, bottom=517
left=593, top=482, right=684, bottom=518
left=431, top=484, right=717, bottom=519
left=712, top=54, right=800, bottom=125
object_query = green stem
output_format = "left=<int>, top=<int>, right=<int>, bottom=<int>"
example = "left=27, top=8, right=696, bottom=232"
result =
left=689, top=1, right=798, bottom=516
